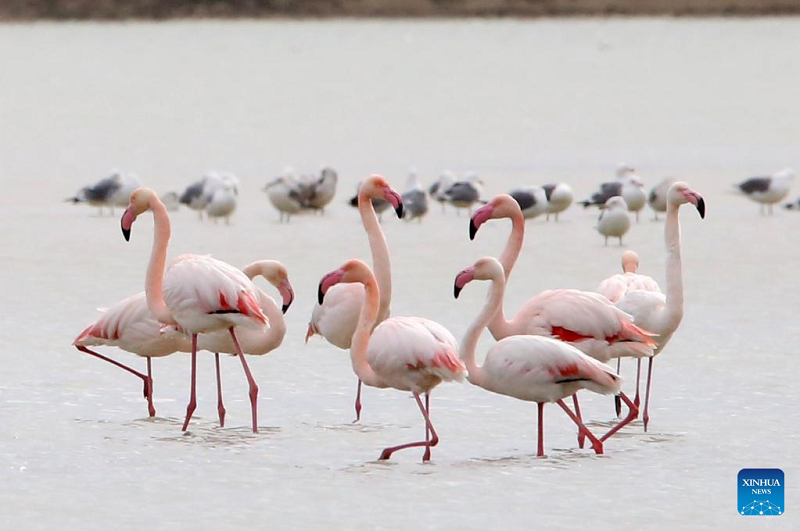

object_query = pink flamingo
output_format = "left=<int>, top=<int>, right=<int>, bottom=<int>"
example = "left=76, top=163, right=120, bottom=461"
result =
left=120, top=188, right=268, bottom=433
left=318, top=259, right=466, bottom=462
left=597, top=250, right=662, bottom=415
left=454, top=257, right=639, bottom=456
left=306, top=175, right=403, bottom=422
left=73, top=292, right=185, bottom=417
left=597, top=182, right=705, bottom=430
left=192, top=260, right=294, bottom=428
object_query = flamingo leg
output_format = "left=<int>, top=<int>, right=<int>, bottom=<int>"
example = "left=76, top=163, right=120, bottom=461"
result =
left=537, top=402, right=545, bottom=457
left=215, top=353, right=226, bottom=428
left=146, top=357, right=155, bottom=417
left=423, top=393, right=432, bottom=461
left=378, top=393, right=438, bottom=463
left=601, top=392, right=639, bottom=442
left=634, top=358, right=642, bottom=410
left=353, top=380, right=362, bottom=423
left=614, top=357, right=622, bottom=417
left=556, top=399, right=603, bottom=455
left=76, top=346, right=155, bottom=417
left=229, top=328, right=259, bottom=433
left=643, top=357, right=654, bottom=432
left=181, top=334, right=198, bottom=432
left=572, top=394, right=585, bottom=449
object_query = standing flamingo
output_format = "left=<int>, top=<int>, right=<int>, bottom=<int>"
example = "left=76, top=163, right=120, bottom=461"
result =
left=73, top=292, right=187, bottom=417
left=193, top=260, right=294, bottom=428
left=120, top=188, right=268, bottom=433
left=318, top=260, right=466, bottom=462
left=454, top=257, right=639, bottom=456
left=306, top=175, right=403, bottom=422
left=597, top=182, right=705, bottom=431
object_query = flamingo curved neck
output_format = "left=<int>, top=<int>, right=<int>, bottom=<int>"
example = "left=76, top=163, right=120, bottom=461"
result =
left=498, top=210, right=525, bottom=281
left=460, top=273, right=506, bottom=387
left=358, top=193, right=391, bottom=323
left=250, top=295, right=285, bottom=353
left=659, top=202, right=685, bottom=337
left=349, top=278, right=384, bottom=388
left=145, top=197, right=177, bottom=326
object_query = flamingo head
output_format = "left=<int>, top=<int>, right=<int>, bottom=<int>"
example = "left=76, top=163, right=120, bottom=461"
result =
left=121, top=187, right=157, bottom=242
left=469, top=194, right=519, bottom=240
left=317, top=259, right=370, bottom=304
left=453, top=257, right=504, bottom=298
left=359, top=175, right=404, bottom=219
left=243, top=260, right=294, bottom=314
left=668, top=182, right=705, bottom=219
left=621, top=251, right=639, bottom=273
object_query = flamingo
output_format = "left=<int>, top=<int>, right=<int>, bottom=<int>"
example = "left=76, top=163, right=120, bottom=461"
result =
left=469, top=194, right=654, bottom=443
left=318, top=259, right=466, bottom=462
left=598, top=182, right=705, bottom=431
left=73, top=292, right=186, bottom=417
left=193, top=260, right=294, bottom=428
left=120, top=188, right=268, bottom=433
left=306, top=175, right=403, bottom=422
left=454, top=257, right=639, bottom=456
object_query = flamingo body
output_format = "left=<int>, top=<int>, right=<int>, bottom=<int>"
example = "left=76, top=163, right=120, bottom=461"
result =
left=308, top=284, right=364, bottom=349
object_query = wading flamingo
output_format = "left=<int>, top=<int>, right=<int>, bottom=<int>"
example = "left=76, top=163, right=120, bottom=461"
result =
left=121, top=188, right=268, bottom=433
left=73, top=292, right=186, bottom=417
left=318, top=260, right=465, bottom=462
left=454, top=257, right=639, bottom=456
left=306, top=175, right=403, bottom=422
left=193, top=260, right=294, bottom=428
left=598, top=182, right=705, bottom=431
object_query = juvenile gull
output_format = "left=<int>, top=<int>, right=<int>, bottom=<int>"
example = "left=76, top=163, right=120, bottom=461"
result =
left=542, top=182, right=573, bottom=221
left=736, top=168, right=794, bottom=215
left=596, top=196, right=631, bottom=246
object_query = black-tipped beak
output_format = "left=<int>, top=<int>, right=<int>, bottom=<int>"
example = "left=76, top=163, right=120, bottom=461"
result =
left=317, top=282, right=325, bottom=305
left=696, top=197, right=706, bottom=219
left=395, top=203, right=404, bottom=219
left=282, top=303, right=290, bottom=314
left=469, top=219, right=477, bottom=241
left=122, top=224, right=131, bottom=242
left=454, top=283, right=463, bottom=299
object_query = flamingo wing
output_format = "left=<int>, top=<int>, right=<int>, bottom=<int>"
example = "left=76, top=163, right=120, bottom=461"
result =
left=164, top=254, right=267, bottom=325
left=597, top=273, right=662, bottom=303
left=368, top=317, right=466, bottom=385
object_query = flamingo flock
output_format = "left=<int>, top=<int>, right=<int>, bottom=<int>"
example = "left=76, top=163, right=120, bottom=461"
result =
left=74, top=173, right=706, bottom=462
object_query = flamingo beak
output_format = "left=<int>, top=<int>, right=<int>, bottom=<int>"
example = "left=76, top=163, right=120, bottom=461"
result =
left=121, top=207, right=135, bottom=242
left=453, top=268, right=475, bottom=299
left=384, top=188, right=404, bottom=219
left=317, top=269, right=345, bottom=305
left=684, top=190, right=705, bottom=219
left=469, top=204, right=494, bottom=241
left=280, top=280, right=295, bottom=314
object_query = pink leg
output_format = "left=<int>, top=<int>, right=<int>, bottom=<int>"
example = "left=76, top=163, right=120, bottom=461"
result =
left=423, top=393, right=432, bottom=461
left=572, top=394, right=585, bottom=449
left=76, top=346, right=155, bottom=417
left=601, top=392, right=639, bottom=442
left=146, top=357, right=155, bottom=417
left=352, top=380, right=362, bottom=423
left=537, top=402, right=545, bottom=457
left=379, top=393, right=438, bottom=462
left=634, top=358, right=642, bottom=410
left=643, top=357, right=654, bottom=432
left=556, top=399, right=603, bottom=455
left=215, top=353, right=226, bottom=428
left=614, top=358, right=622, bottom=417
left=229, top=328, right=259, bottom=433
left=181, top=334, right=198, bottom=432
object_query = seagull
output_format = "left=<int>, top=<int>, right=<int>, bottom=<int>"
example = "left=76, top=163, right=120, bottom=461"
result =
left=297, top=167, right=338, bottom=214
left=542, top=183, right=573, bottom=221
left=596, top=196, right=631, bottom=246
left=442, top=172, right=484, bottom=215
left=647, top=177, right=677, bottom=221
left=428, top=170, right=455, bottom=212
left=581, top=164, right=647, bottom=221
left=509, top=186, right=548, bottom=219
left=204, top=172, right=239, bottom=224
left=66, top=170, right=140, bottom=216
left=736, top=168, right=794, bottom=215
left=264, top=173, right=305, bottom=222
left=401, top=170, right=429, bottom=222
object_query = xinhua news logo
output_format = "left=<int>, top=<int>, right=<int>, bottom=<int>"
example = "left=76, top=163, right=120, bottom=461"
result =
left=738, top=469, right=784, bottom=516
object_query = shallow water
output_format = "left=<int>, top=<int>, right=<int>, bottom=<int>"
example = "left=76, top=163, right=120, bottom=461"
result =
left=1, top=18, right=799, bottom=530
